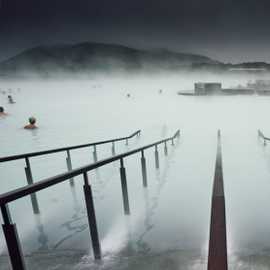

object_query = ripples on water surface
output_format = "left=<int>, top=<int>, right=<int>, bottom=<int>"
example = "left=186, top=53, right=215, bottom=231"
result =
left=1, top=74, right=270, bottom=269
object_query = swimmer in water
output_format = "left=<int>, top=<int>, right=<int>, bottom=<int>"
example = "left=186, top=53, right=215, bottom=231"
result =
left=24, top=117, right=38, bottom=129
left=8, top=95, right=15, bottom=104
left=0, top=106, right=8, bottom=116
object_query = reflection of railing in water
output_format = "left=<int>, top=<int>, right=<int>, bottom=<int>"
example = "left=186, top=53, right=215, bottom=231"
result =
left=136, top=138, right=180, bottom=253
left=208, top=130, right=228, bottom=270
left=0, top=130, right=180, bottom=270
left=0, top=130, right=141, bottom=215
left=258, top=129, right=270, bottom=145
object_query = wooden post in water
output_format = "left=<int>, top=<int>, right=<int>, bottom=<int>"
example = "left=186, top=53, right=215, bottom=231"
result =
left=24, top=157, right=40, bottom=214
left=66, top=150, right=75, bottom=186
left=1, top=205, right=26, bottom=270
left=207, top=130, right=228, bottom=270
left=83, top=172, right=102, bottom=260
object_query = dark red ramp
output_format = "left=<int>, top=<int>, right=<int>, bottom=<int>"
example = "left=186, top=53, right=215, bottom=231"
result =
left=207, top=131, right=228, bottom=270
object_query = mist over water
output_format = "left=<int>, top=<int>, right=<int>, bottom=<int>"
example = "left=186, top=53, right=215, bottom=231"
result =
left=1, top=71, right=270, bottom=269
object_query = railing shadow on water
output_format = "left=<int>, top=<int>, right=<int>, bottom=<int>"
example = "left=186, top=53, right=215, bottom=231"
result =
left=135, top=137, right=181, bottom=255
left=0, top=130, right=180, bottom=270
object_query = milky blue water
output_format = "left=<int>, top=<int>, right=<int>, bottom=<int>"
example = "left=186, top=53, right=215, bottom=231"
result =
left=1, top=74, right=270, bottom=269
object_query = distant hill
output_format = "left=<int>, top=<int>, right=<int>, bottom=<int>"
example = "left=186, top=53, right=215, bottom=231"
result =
left=0, top=42, right=269, bottom=77
left=0, top=42, right=219, bottom=77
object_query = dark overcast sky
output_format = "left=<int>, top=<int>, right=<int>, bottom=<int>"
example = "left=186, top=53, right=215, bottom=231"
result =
left=1, top=0, right=270, bottom=63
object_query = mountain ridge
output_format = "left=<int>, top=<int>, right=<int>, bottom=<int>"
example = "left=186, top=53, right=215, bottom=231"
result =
left=0, top=42, right=269, bottom=77
left=0, top=42, right=218, bottom=76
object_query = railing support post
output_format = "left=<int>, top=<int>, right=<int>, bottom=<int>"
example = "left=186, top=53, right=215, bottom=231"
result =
left=155, top=145, right=159, bottom=169
left=112, top=142, right=116, bottom=156
left=141, top=151, right=148, bottom=187
left=1, top=205, right=26, bottom=270
left=24, top=157, right=40, bottom=214
left=164, top=141, right=168, bottom=156
left=126, top=139, right=128, bottom=146
left=171, top=138, right=174, bottom=146
left=119, top=158, right=130, bottom=215
left=66, top=150, right=74, bottom=187
left=93, top=145, right=98, bottom=163
left=83, top=172, right=102, bottom=260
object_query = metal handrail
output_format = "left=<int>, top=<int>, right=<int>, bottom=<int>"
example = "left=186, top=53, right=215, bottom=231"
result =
left=258, top=129, right=270, bottom=140
left=258, top=129, right=270, bottom=145
left=0, top=129, right=141, bottom=216
left=0, top=130, right=179, bottom=205
left=0, top=130, right=141, bottom=162
left=0, top=129, right=180, bottom=269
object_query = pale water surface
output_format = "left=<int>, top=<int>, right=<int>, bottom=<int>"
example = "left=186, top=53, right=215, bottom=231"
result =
left=1, top=74, right=270, bottom=269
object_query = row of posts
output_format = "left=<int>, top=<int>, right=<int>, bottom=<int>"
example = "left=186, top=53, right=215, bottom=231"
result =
left=24, top=135, right=139, bottom=216
left=1, top=132, right=179, bottom=270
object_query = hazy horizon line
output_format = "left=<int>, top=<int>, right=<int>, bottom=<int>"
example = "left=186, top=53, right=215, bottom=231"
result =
left=1, top=40, right=269, bottom=66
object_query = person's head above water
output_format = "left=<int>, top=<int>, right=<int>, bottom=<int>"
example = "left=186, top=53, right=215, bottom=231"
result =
left=29, top=117, right=36, bottom=125
left=0, top=106, right=4, bottom=113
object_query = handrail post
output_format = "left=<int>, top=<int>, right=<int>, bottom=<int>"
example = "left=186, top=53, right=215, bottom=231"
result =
left=171, top=138, right=174, bottom=146
left=126, top=138, right=128, bottom=146
left=119, top=158, right=130, bottom=215
left=66, top=150, right=75, bottom=186
left=155, top=145, right=159, bottom=169
left=164, top=141, right=168, bottom=156
left=93, top=145, right=98, bottom=163
left=141, top=150, right=148, bottom=187
left=83, top=172, right=102, bottom=260
left=112, top=142, right=116, bottom=156
left=258, top=130, right=266, bottom=145
left=24, top=157, right=40, bottom=214
left=1, top=204, right=26, bottom=270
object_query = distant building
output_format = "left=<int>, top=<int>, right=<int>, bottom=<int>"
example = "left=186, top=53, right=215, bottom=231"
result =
left=178, top=80, right=270, bottom=96
left=247, top=80, right=270, bottom=90
left=229, top=68, right=266, bottom=72
left=194, top=82, right=222, bottom=95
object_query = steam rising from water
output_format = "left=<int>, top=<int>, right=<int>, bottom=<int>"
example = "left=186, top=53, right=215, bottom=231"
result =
left=1, top=71, right=270, bottom=269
